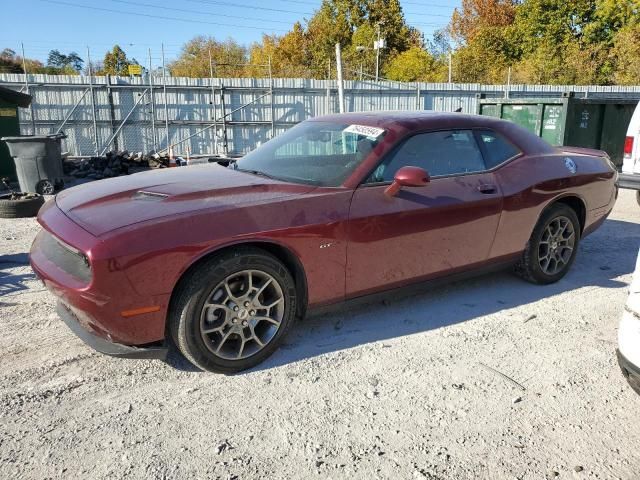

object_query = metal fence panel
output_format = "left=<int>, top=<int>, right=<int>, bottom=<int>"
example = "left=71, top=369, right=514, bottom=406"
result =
left=2, top=73, right=640, bottom=156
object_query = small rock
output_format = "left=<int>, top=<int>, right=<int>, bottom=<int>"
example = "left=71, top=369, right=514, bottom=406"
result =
left=574, top=466, right=584, bottom=472
left=452, top=383, right=464, bottom=390
left=215, top=440, right=231, bottom=455
left=125, top=403, right=132, bottom=413
left=512, top=397, right=523, bottom=404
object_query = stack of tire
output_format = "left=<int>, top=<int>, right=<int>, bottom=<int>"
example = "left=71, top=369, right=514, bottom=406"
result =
left=0, top=190, right=44, bottom=218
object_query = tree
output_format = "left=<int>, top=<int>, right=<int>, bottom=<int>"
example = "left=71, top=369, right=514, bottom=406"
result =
left=383, top=46, right=446, bottom=82
left=169, top=36, right=246, bottom=77
left=611, top=23, right=640, bottom=85
left=46, top=49, right=84, bottom=74
left=0, top=48, right=23, bottom=74
left=98, top=45, right=137, bottom=76
left=448, top=0, right=518, bottom=83
left=304, top=0, right=416, bottom=78
left=247, top=23, right=311, bottom=77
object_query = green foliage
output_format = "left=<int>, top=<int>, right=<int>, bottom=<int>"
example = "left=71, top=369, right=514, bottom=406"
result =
left=0, top=49, right=23, bottom=74
left=47, top=50, right=84, bottom=72
left=169, top=36, right=246, bottom=77
left=448, top=0, right=640, bottom=85
left=97, top=45, right=140, bottom=76
left=383, top=47, right=446, bottom=82
left=3, top=0, right=640, bottom=84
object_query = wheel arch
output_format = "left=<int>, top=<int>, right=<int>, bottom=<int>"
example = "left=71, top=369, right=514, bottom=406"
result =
left=553, top=195, right=586, bottom=233
left=538, top=194, right=587, bottom=234
left=169, top=240, right=309, bottom=320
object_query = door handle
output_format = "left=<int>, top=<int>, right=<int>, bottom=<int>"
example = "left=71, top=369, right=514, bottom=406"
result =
left=477, top=184, right=497, bottom=194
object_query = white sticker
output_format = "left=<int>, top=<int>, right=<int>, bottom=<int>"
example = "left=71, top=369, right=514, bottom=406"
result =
left=343, top=124, right=385, bottom=139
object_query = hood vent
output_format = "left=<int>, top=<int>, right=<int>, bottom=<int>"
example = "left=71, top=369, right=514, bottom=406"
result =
left=133, top=190, right=169, bottom=201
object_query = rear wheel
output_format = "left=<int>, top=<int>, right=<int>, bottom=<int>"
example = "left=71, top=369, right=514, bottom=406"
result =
left=516, top=204, right=580, bottom=284
left=168, top=248, right=297, bottom=373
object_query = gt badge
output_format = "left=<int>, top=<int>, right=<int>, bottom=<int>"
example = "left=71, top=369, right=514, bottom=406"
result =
left=564, top=157, right=577, bottom=174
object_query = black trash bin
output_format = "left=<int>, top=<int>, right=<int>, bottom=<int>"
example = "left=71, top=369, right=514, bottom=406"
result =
left=1, top=133, right=66, bottom=194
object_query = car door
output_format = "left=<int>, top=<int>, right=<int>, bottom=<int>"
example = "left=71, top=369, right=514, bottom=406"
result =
left=346, top=129, right=504, bottom=298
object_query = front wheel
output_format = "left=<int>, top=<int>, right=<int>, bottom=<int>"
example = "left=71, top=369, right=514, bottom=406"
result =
left=168, top=248, right=297, bottom=373
left=515, top=204, right=580, bottom=284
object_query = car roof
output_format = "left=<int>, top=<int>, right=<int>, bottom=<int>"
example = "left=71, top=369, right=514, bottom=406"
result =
left=310, top=111, right=555, bottom=155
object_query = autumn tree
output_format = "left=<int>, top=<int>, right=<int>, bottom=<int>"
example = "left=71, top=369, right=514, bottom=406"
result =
left=247, top=23, right=311, bottom=77
left=97, top=45, right=139, bottom=76
left=0, top=49, right=23, bottom=73
left=383, top=46, right=447, bottom=82
left=448, top=0, right=518, bottom=83
left=169, top=36, right=246, bottom=77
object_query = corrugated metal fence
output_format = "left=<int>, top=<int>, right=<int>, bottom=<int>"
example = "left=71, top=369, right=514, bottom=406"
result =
left=2, top=73, right=640, bottom=157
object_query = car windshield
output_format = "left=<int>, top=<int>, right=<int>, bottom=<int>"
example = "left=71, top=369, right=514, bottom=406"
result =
left=232, top=121, right=386, bottom=186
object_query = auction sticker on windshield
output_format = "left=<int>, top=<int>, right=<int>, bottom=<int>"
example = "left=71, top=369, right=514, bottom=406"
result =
left=343, top=124, right=385, bottom=139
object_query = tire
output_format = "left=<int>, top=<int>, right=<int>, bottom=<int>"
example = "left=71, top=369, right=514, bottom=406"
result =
left=515, top=203, right=581, bottom=284
left=0, top=193, right=44, bottom=218
left=168, top=247, right=298, bottom=373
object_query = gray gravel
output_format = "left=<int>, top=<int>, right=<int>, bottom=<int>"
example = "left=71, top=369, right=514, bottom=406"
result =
left=1, top=190, right=640, bottom=479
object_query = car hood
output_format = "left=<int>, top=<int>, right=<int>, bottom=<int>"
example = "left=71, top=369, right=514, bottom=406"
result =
left=56, top=163, right=316, bottom=236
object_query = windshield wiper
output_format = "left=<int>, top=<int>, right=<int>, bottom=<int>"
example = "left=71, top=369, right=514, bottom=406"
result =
left=233, top=167, right=279, bottom=180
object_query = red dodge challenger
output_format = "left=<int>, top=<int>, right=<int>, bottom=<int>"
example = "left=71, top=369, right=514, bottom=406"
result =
left=30, top=112, right=618, bottom=373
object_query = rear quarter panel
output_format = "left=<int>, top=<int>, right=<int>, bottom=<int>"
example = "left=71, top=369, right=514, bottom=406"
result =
left=490, top=153, right=616, bottom=259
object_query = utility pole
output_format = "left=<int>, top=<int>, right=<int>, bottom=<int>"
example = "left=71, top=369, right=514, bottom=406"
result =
left=148, top=48, right=157, bottom=152
left=335, top=43, right=345, bottom=113
left=208, top=48, right=217, bottom=155
left=448, top=52, right=453, bottom=83
left=161, top=43, right=170, bottom=150
left=375, top=23, right=382, bottom=82
left=21, top=42, right=36, bottom=135
left=86, top=46, right=99, bottom=155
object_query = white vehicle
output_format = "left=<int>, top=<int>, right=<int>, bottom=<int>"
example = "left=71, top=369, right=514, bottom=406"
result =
left=618, top=250, right=640, bottom=395
left=619, top=102, right=640, bottom=203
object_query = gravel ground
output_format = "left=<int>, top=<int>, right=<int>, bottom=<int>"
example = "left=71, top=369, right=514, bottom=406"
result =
left=1, top=189, right=640, bottom=480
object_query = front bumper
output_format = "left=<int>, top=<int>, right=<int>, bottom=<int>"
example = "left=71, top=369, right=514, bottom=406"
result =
left=57, top=301, right=167, bottom=360
left=617, top=348, right=640, bottom=395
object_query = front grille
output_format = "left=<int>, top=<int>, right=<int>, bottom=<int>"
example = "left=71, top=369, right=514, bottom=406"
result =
left=39, top=231, right=92, bottom=283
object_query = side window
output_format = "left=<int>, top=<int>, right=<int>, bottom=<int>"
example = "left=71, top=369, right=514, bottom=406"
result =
left=368, top=130, right=486, bottom=183
left=478, top=130, right=521, bottom=168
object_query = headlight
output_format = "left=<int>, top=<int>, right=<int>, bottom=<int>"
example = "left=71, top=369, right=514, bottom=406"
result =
left=38, top=230, right=92, bottom=283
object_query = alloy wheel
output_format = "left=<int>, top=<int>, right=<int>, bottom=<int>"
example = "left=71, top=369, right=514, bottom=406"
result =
left=538, top=215, right=576, bottom=276
left=199, top=269, right=285, bottom=360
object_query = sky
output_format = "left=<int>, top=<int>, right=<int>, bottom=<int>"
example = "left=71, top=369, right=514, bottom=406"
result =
left=1, top=0, right=460, bottom=68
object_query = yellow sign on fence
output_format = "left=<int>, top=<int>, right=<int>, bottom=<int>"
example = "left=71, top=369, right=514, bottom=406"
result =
left=128, top=64, right=142, bottom=76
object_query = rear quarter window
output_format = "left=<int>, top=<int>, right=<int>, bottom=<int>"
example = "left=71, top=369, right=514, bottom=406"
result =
left=478, top=130, right=521, bottom=168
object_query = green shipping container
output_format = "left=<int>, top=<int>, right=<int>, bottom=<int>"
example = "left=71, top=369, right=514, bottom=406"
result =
left=477, top=95, right=638, bottom=167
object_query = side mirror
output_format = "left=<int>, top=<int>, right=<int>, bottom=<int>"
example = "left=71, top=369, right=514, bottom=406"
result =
left=384, top=166, right=430, bottom=196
